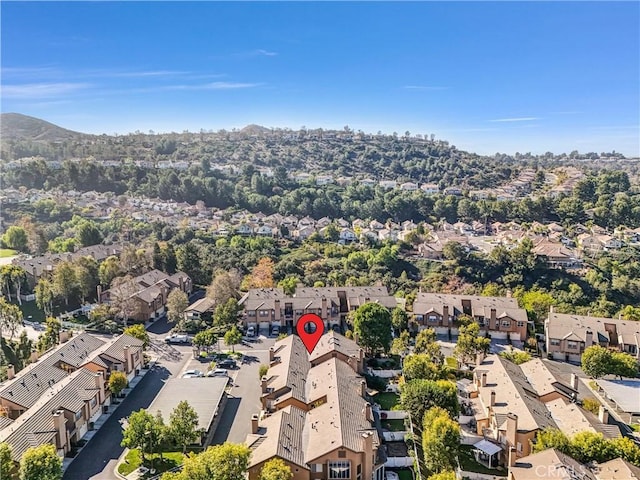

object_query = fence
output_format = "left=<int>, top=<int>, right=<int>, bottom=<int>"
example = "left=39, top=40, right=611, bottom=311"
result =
left=385, top=457, right=414, bottom=468
left=368, top=368, right=403, bottom=378
left=379, top=410, right=407, bottom=419
left=382, top=431, right=408, bottom=442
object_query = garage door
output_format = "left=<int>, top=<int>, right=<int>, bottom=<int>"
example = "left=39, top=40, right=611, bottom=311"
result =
left=259, top=321, right=270, bottom=332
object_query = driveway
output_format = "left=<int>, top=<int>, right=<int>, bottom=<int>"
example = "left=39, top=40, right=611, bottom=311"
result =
left=211, top=336, right=276, bottom=445
left=63, top=345, right=192, bottom=480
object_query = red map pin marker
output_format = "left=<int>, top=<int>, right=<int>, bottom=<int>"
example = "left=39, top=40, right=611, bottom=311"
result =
left=296, top=313, right=325, bottom=354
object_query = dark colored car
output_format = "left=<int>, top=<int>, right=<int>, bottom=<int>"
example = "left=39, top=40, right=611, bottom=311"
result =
left=217, top=359, right=237, bottom=369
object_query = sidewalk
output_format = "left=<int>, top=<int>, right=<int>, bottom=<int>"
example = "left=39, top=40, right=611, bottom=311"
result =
left=62, top=362, right=155, bottom=472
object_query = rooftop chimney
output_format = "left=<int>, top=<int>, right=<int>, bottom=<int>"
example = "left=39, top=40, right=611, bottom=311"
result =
left=261, top=376, right=268, bottom=394
left=508, top=446, right=517, bottom=467
left=251, top=414, right=259, bottom=434
left=598, top=405, right=609, bottom=424
left=364, top=403, right=373, bottom=422
left=6, top=365, right=15, bottom=380
left=481, top=372, right=487, bottom=387
left=269, top=347, right=275, bottom=362
left=361, top=380, right=367, bottom=397
left=585, top=330, right=593, bottom=348
left=570, top=373, right=579, bottom=391
left=490, top=390, right=496, bottom=407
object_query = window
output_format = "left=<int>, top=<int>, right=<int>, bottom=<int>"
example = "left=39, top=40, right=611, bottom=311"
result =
left=415, top=315, right=424, bottom=322
left=90, top=397, right=97, bottom=408
left=311, top=464, right=323, bottom=473
left=259, top=310, right=269, bottom=317
left=428, top=315, right=438, bottom=322
left=356, top=464, right=362, bottom=480
left=328, top=461, right=351, bottom=479
left=550, top=339, right=561, bottom=346
left=517, top=321, right=525, bottom=327
left=338, top=450, right=346, bottom=458
left=248, top=311, right=256, bottom=317
left=501, top=321, right=511, bottom=328
left=517, top=442, right=523, bottom=452
left=75, top=410, right=82, bottom=420
left=567, top=341, right=578, bottom=349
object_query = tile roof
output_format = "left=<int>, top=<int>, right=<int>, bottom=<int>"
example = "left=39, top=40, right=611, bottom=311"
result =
left=309, top=331, right=362, bottom=364
left=594, top=458, right=640, bottom=479
left=413, top=293, right=528, bottom=323
left=0, top=333, right=105, bottom=409
left=0, top=368, right=101, bottom=462
left=546, top=313, right=640, bottom=349
left=510, top=448, right=596, bottom=479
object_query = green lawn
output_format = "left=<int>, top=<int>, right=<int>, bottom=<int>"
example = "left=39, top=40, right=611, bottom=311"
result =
left=373, top=392, right=400, bottom=410
left=118, top=449, right=185, bottom=477
left=458, top=445, right=506, bottom=475
left=0, top=249, right=17, bottom=258
left=381, top=418, right=406, bottom=432
left=396, top=469, right=414, bottom=480
left=17, top=301, right=46, bottom=323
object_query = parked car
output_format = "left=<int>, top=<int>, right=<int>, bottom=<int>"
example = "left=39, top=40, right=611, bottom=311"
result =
left=246, top=326, right=255, bottom=337
left=165, top=334, right=189, bottom=344
left=206, top=368, right=228, bottom=377
left=385, top=472, right=399, bottom=480
left=217, top=359, right=237, bottom=369
left=271, top=326, right=280, bottom=337
left=181, top=369, right=203, bottom=378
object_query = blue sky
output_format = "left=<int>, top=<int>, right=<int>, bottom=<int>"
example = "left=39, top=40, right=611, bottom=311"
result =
left=2, top=1, right=639, bottom=156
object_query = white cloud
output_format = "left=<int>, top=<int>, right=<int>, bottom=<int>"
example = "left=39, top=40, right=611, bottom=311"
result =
left=255, top=49, right=278, bottom=57
left=489, top=117, right=540, bottom=123
left=1, top=82, right=91, bottom=99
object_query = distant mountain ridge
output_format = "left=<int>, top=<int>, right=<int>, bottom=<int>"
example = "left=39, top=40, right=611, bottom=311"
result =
left=0, top=113, right=88, bottom=142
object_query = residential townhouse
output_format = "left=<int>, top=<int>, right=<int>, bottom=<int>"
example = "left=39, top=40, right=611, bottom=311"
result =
left=13, top=244, right=124, bottom=287
left=545, top=311, right=640, bottom=363
left=412, top=293, right=529, bottom=341
left=0, top=333, right=143, bottom=463
left=247, top=333, right=383, bottom=480
left=467, top=355, right=619, bottom=469
left=239, top=286, right=399, bottom=331
left=508, top=449, right=640, bottom=480
left=532, top=239, right=581, bottom=269
left=420, top=183, right=440, bottom=195
left=99, top=269, right=192, bottom=322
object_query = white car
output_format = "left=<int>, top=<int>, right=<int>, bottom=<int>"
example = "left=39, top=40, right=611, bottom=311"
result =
left=385, top=472, right=399, bottom=480
left=246, top=326, right=255, bottom=337
left=181, top=369, right=203, bottom=378
left=206, top=369, right=228, bottom=377
left=165, top=334, right=189, bottom=344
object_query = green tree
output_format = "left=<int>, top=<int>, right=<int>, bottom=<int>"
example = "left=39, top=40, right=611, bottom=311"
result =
left=0, top=298, right=23, bottom=340
left=76, top=220, right=103, bottom=247
left=109, top=371, right=128, bottom=398
left=454, top=323, right=490, bottom=365
left=391, top=307, right=409, bottom=332
left=532, top=428, right=570, bottom=454
left=163, top=443, right=251, bottom=480
left=259, top=458, right=293, bottom=480
left=403, top=354, right=447, bottom=381
left=570, top=431, right=613, bottom=464
left=213, top=298, right=240, bottom=327
left=2, top=226, right=28, bottom=252
left=36, top=317, right=61, bottom=353
left=390, top=330, right=410, bottom=357
left=582, top=345, right=613, bottom=379
left=352, top=303, right=392, bottom=354
left=610, top=351, right=639, bottom=379
left=19, top=444, right=62, bottom=480
left=258, top=364, right=269, bottom=379
left=51, top=261, right=77, bottom=306
left=414, top=328, right=444, bottom=364
left=74, top=256, right=99, bottom=303
left=206, top=270, right=241, bottom=306
left=499, top=349, right=532, bottom=365
left=610, top=437, right=640, bottom=465
left=193, top=329, right=217, bottom=354
left=169, top=400, right=200, bottom=453
left=0, top=442, right=14, bottom=480
left=620, top=305, right=640, bottom=322
left=277, top=276, right=298, bottom=296
left=224, top=326, right=242, bottom=352
left=35, top=278, right=55, bottom=316
left=98, top=256, right=121, bottom=286
left=518, top=288, right=555, bottom=323
left=123, top=324, right=149, bottom=348
left=121, top=409, right=164, bottom=463
left=167, top=289, right=189, bottom=324
left=422, top=407, right=460, bottom=476
left=427, top=472, right=456, bottom=480
left=400, top=379, right=458, bottom=427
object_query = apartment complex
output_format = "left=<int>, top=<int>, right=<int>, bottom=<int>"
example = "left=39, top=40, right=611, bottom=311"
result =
left=412, top=293, right=529, bottom=341
left=464, top=355, right=618, bottom=468
left=508, top=449, right=640, bottom=479
left=0, top=332, right=143, bottom=463
left=239, top=286, right=399, bottom=331
left=246, top=332, right=384, bottom=480
left=545, top=311, right=640, bottom=363
left=99, top=269, right=192, bottom=322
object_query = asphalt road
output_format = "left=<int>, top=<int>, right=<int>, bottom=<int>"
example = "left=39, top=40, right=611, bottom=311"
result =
left=211, top=337, right=274, bottom=445
left=63, top=313, right=191, bottom=480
